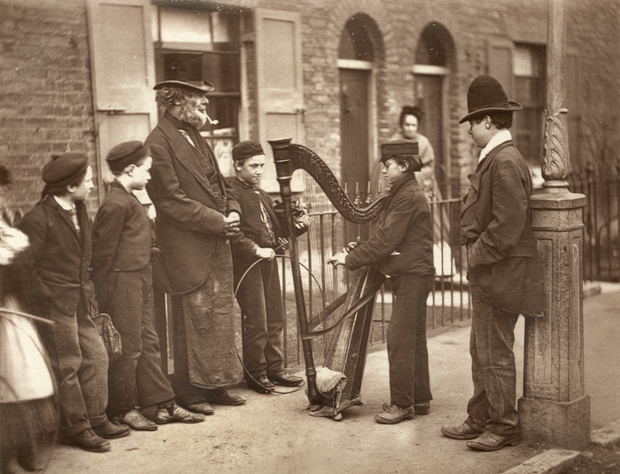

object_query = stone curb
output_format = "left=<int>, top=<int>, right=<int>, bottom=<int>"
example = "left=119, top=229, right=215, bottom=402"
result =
left=502, top=421, right=620, bottom=474
left=591, top=420, right=620, bottom=447
left=502, top=449, right=583, bottom=474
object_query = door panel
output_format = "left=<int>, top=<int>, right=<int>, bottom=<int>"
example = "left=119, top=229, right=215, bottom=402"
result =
left=255, top=9, right=304, bottom=193
left=340, top=69, right=370, bottom=202
left=415, top=74, right=445, bottom=194
left=87, top=0, right=157, bottom=200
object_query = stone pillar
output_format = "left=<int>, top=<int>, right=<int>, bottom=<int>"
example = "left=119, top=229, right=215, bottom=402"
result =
left=518, top=0, right=590, bottom=450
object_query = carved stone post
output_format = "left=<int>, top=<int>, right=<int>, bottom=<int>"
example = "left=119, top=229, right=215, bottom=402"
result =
left=518, top=0, right=590, bottom=450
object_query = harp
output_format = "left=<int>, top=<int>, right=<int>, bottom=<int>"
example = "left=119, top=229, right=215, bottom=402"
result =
left=269, top=138, right=386, bottom=420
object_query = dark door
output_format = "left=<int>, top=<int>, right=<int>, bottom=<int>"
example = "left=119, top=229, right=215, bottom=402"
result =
left=415, top=74, right=445, bottom=195
left=340, top=68, right=370, bottom=203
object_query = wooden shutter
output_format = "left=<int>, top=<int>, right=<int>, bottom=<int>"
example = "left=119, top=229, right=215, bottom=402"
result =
left=255, top=8, right=304, bottom=193
left=487, top=38, right=514, bottom=98
left=86, top=0, right=157, bottom=200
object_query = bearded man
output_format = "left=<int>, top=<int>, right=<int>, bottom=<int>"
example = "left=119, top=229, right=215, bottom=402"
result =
left=145, top=80, right=245, bottom=415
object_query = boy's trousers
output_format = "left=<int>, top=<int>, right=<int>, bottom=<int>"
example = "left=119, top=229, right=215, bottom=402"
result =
left=103, top=265, right=174, bottom=415
left=41, top=295, right=109, bottom=437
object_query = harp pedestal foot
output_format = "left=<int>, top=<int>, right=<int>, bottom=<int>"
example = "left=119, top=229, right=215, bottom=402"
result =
left=308, top=405, right=343, bottom=421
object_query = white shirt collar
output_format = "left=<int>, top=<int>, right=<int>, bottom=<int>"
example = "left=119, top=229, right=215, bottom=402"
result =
left=53, top=195, right=75, bottom=212
left=478, top=129, right=513, bottom=163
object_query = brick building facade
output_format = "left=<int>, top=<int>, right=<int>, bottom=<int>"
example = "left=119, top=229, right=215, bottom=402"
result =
left=0, top=0, right=619, bottom=217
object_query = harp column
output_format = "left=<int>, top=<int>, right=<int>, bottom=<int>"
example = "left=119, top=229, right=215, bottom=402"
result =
left=269, top=137, right=322, bottom=406
left=518, top=0, right=590, bottom=450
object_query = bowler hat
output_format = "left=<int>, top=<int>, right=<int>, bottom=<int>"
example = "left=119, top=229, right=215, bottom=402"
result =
left=106, top=141, right=150, bottom=172
left=153, top=80, right=215, bottom=94
left=379, top=139, right=419, bottom=163
left=459, top=75, right=522, bottom=124
left=232, top=141, right=264, bottom=162
left=42, top=152, right=89, bottom=187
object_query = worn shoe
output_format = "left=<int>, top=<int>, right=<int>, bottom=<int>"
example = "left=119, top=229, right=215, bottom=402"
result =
left=64, top=429, right=111, bottom=453
left=154, top=404, right=206, bottom=424
left=204, top=388, right=247, bottom=406
left=268, top=371, right=303, bottom=387
left=383, top=401, right=430, bottom=416
left=92, top=419, right=131, bottom=439
left=414, top=401, right=431, bottom=415
left=440, top=422, right=484, bottom=440
left=374, top=404, right=415, bottom=424
left=467, top=430, right=521, bottom=451
left=184, top=401, right=214, bottom=415
left=247, top=375, right=275, bottom=394
left=113, top=409, right=158, bottom=431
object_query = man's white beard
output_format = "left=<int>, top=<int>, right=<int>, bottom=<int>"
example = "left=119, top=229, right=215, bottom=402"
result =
left=176, top=106, right=207, bottom=129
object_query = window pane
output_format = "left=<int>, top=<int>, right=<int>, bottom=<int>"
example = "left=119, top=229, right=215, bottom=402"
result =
left=203, top=52, right=239, bottom=92
left=513, top=107, right=544, bottom=165
left=199, top=96, right=239, bottom=135
left=514, top=46, right=534, bottom=77
left=162, top=52, right=203, bottom=82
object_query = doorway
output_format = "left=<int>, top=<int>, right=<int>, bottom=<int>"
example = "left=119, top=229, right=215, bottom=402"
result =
left=340, top=68, right=370, bottom=201
left=414, top=73, right=445, bottom=195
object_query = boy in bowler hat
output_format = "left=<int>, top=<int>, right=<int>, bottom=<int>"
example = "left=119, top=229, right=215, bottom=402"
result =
left=229, top=140, right=306, bottom=393
left=16, top=153, right=130, bottom=452
left=91, top=141, right=205, bottom=431
left=440, top=75, right=544, bottom=451
left=329, top=140, right=435, bottom=424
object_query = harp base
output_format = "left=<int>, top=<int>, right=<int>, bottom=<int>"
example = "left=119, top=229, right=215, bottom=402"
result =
left=307, top=397, right=363, bottom=421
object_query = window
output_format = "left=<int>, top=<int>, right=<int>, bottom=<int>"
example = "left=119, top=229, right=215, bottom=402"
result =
left=152, top=5, right=241, bottom=175
left=512, top=44, right=546, bottom=166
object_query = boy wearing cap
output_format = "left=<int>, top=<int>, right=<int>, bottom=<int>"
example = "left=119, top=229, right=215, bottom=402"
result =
left=229, top=141, right=306, bottom=393
left=329, top=140, right=435, bottom=424
left=16, top=153, right=129, bottom=452
left=92, top=141, right=205, bottom=431
left=440, top=75, right=544, bottom=451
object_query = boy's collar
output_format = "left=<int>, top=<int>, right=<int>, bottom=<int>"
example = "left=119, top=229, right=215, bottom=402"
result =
left=113, top=177, right=135, bottom=194
left=52, top=194, right=77, bottom=211
left=235, top=175, right=255, bottom=189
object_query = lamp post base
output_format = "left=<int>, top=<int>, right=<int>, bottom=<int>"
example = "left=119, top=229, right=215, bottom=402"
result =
left=519, top=394, right=591, bottom=450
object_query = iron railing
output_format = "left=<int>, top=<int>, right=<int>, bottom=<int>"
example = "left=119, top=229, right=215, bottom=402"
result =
left=274, top=189, right=471, bottom=368
left=568, top=166, right=620, bottom=282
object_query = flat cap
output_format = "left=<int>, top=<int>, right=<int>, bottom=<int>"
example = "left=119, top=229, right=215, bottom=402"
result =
left=232, top=140, right=264, bottom=162
left=42, top=152, right=89, bottom=187
left=106, top=141, right=150, bottom=172
left=379, top=139, right=419, bottom=162
left=153, top=80, right=215, bottom=94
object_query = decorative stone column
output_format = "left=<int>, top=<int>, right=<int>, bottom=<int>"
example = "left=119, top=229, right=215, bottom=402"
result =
left=518, top=0, right=590, bottom=450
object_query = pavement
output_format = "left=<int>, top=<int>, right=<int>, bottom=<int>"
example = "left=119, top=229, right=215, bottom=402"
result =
left=40, top=283, right=620, bottom=474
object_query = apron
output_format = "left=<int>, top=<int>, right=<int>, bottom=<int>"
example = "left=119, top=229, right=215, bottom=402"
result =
left=181, top=237, right=243, bottom=389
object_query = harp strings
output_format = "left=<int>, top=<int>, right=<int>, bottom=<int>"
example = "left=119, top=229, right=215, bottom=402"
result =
left=296, top=168, right=365, bottom=363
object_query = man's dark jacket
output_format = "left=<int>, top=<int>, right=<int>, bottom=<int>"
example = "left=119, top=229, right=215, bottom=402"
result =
left=461, top=141, right=545, bottom=316
left=144, top=114, right=241, bottom=295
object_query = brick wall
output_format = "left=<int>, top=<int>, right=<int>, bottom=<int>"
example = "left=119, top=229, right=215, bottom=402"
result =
left=220, top=0, right=620, bottom=195
left=1, top=0, right=618, bottom=215
left=0, top=0, right=97, bottom=219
